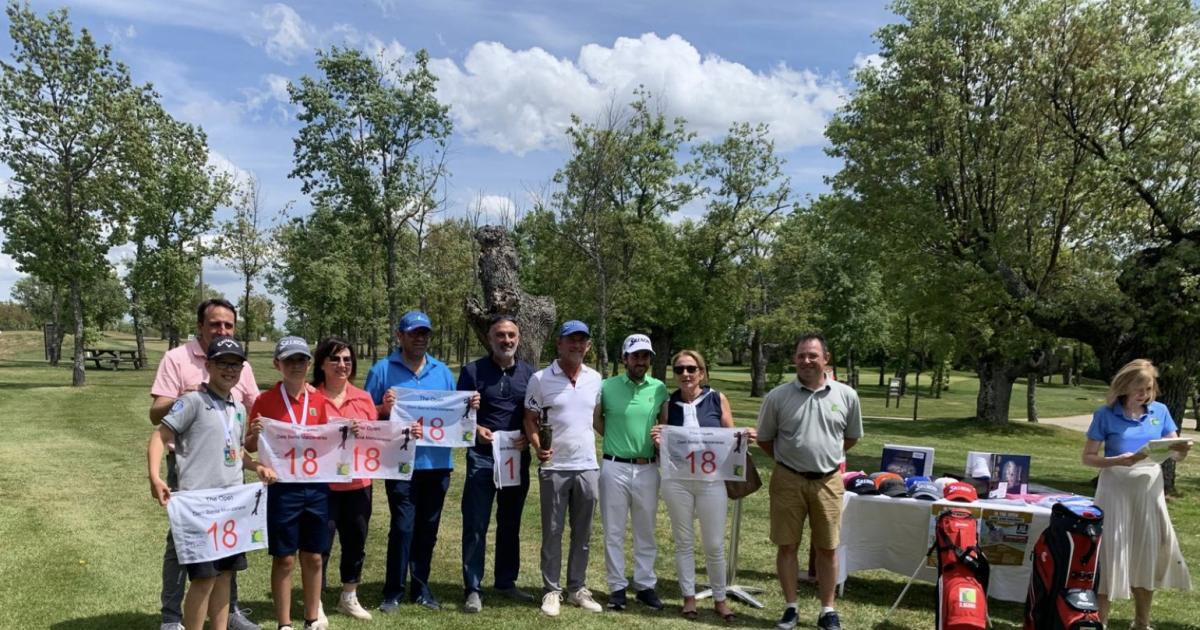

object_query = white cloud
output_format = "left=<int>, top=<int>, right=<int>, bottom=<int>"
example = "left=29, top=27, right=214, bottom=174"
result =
left=853, top=52, right=883, bottom=71
left=255, top=3, right=315, bottom=64
left=470, top=193, right=518, bottom=225
left=207, top=150, right=253, bottom=187
left=242, top=73, right=294, bottom=121
left=430, top=33, right=847, bottom=155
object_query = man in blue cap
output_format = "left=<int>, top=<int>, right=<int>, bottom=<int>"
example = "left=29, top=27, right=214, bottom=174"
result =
left=365, top=310, right=477, bottom=612
left=523, top=320, right=604, bottom=617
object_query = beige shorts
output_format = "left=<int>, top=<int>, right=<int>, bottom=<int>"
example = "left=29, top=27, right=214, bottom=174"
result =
left=769, top=464, right=844, bottom=549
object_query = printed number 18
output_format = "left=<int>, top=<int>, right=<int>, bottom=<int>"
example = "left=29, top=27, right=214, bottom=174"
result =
left=283, top=447, right=318, bottom=476
left=685, top=450, right=718, bottom=474
left=206, top=519, right=238, bottom=550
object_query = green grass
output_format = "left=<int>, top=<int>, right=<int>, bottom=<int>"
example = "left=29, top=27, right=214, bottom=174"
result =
left=0, top=331, right=1196, bottom=629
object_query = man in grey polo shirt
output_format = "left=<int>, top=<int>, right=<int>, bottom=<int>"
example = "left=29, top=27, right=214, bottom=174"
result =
left=756, top=333, right=862, bottom=630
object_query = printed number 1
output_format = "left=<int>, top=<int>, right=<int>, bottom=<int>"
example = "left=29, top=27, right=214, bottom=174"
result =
left=206, top=519, right=239, bottom=550
left=505, top=456, right=515, bottom=479
left=685, top=450, right=718, bottom=474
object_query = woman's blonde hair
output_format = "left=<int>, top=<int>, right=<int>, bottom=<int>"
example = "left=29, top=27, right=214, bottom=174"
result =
left=670, top=349, right=709, bottom=385
left=1105, top=359, right=1158, bottom=406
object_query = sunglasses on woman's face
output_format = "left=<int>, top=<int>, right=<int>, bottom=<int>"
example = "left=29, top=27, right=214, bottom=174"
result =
left=673, top=365, right=700, bottom=374
left=327, top=355, right=353, bottom=365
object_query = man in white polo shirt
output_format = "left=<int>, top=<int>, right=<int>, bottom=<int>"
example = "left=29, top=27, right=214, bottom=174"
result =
left=523, top=320, right=604, bottom=617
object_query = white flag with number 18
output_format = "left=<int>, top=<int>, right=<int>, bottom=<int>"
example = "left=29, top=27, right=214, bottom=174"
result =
left=167, top=482, right=269, bottom=564
left=660, top=426, right=748, bottom=482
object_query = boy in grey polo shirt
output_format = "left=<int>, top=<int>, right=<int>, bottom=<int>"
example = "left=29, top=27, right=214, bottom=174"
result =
left=756, top=334, right=861, bottom=630
left=149, top=337, right=278, bottom=630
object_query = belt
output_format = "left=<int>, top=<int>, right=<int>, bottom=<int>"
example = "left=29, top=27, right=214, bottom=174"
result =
left=603, top=454, right=657, bottom=465
left=777, top=460, right=836, bottom=480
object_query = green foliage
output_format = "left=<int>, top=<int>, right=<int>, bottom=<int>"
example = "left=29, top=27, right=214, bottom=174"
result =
left=0, top=302, right=34, bottom=330
left=0, top=2, right=155, bottom=383
left=12, top=261, right=126, bottom=331
left=215, top=176, right=275, bottom=349
left=289, top=46, right=452, bottom=341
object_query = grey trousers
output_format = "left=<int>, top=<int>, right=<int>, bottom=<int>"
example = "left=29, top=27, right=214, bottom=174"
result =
left=538, top=467, right=599, bottom=594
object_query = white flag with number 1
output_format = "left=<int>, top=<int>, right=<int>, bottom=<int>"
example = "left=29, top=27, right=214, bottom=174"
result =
left=167, top=482, right=269, bottom=564
left=660, top=426, right=748, bottom=482
left=492, top=430, right=523, bottom=488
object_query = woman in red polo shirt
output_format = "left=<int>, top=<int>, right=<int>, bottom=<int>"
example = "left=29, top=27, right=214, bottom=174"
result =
left=312, top=337, right=378, bottom=621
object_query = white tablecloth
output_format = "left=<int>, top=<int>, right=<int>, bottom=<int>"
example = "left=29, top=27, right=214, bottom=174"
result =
left=836, top=494, right=1052, bottom=602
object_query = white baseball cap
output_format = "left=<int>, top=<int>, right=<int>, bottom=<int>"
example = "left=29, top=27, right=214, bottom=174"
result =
left=622, top=333, right=654, bottom=355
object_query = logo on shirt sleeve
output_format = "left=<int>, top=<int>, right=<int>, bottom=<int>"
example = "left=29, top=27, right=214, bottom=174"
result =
left=170, top=399, right=185, bottom=413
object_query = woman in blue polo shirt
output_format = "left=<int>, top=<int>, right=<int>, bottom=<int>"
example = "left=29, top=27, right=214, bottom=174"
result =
left=1082, top=359, right=1192, bottom=629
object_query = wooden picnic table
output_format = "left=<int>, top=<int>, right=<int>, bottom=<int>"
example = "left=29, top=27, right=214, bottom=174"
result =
left=84, top=348, right=144, bottom=370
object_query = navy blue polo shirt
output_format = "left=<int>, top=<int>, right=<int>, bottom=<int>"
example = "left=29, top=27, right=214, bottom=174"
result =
left=457, top=355, right=534, bottom=455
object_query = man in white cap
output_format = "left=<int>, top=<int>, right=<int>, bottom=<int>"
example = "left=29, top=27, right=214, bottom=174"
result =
left=594, top=333, right=668, bottom=611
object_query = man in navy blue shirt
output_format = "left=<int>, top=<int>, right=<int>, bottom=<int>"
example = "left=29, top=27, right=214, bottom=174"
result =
left=458, top=315, right=536, bottom=613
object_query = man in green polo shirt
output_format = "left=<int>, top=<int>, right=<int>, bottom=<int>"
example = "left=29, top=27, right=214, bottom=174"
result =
left=594, top=334, right=668, bottom=611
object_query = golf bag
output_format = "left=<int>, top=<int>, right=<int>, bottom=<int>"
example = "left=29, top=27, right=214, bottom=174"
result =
left=1024, top=502, right=1104, bottom=630
left=935, top=508, right=991, bottom=630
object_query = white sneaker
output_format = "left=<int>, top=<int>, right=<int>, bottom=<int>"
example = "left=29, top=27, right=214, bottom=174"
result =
left=541, top=591, right=562, bottom=617
left=337, top=592, right=373, bottom=621
left=567, top=587, right=603, bottom=613
left=317, top=601, right=327, bottom=625
left=303, top=620, right=328, bottom=630
left=160, top=624, right=185, bottom=630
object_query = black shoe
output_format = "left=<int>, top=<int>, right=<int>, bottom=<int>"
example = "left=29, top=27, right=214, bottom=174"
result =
left=607, top=589, right=627, bottom=610
left=776, top=607, right=798, bottom=630
left=414, top=595, right=441, bottom=611
left=635, top=589, right=664, bottom=610
left=817, top=610, right=842, bottom=630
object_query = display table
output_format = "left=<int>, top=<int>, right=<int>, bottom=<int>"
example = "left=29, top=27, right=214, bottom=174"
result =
left=836, top=493, right=1052, bottom=602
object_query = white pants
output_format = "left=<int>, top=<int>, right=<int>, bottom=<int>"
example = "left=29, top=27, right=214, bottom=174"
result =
left=599, top=459, right=659, bottom=591
left=661, top=478, right=728, bottom=600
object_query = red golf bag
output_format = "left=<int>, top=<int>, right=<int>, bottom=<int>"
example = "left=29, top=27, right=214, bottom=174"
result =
left=1024, top=502, right=1104, bottom=630
left=935, top=508, right=991, bottom=630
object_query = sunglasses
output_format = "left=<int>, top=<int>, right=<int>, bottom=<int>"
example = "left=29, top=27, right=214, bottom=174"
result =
left=326, top=356, right=353, bottom=364
left=673, top=365, right=700, bottom=374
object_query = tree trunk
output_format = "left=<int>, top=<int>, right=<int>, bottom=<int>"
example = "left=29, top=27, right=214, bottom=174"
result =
left=130, top=287, right=147, bottom=368
left=464, top=226, right=556, bottom=367
left=1156, top=367, right=1192, bottom=495
left=167, top=324, right=180, bottom=350
left=878, top=357, right=886, bottom=387
left=649, top=327, right=673, bottom=382
left=385, top=233, right=399, bottom=354
left=49, top=288, right=63, bottom=365
left=242, top=278, right=253, bottom=353
left=750, top=327, right=767, bottom=397
left=976, top=354, right=1018, bottom=425
left=70, top=276, right=85, bottom=387
left=1026, top=374, right=1039, bottom=423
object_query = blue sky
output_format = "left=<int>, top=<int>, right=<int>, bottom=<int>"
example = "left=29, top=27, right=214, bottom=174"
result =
left=0, top=0, right=894, bottom=317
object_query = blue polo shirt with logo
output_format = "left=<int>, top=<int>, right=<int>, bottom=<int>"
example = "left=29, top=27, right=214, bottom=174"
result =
left=364, top=351, right=456, bottom=470
left=1086, top=401, right=1177, bottom=457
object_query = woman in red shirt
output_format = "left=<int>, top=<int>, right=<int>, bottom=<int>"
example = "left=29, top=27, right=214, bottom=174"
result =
left=313, top=337, right=378, bottom=621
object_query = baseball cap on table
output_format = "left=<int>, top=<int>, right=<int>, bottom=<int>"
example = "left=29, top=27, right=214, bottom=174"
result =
left=871, top=471, right=904, bottom=490
left=944, top=481, right=979, bottom=503
left=846, top=476, right=879, bottom=495
left=934, top=476, right=959, bottom=494
left=274, top=335, right=312, bottom=360
left=879, top=477, right=909, bottom=497
left=398, top=310, right=433, bottom=333
left=622, top=333, right=654, bottom=355
left=908, top=481, right=941, bottom=501
left=207, top=335, right=246, bottom=361
left=842, top=470, right=867, bottom=484
left=559, top=320, right=590, bottom=338
left=905, top=475, right=932, bottom=491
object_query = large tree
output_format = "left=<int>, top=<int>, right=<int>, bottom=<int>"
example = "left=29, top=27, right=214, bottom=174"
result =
left=126, top=105, right=230, bottom=350
left=216, top=174, right=275, bottom=352
left=289, top=46, right=452, bottom=348
left=826, top=0, right=1113, bottom=422
left=0, top=3, right=153, bottom=385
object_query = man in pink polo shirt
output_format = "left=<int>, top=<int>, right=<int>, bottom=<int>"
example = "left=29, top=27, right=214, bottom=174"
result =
left=150, top=298, right=262, bottom=630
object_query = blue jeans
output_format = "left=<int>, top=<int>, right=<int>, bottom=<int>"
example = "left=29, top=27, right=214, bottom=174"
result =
left=461, top=448, right=531, bottom=595
left=383, top=469, right=451, bottom=602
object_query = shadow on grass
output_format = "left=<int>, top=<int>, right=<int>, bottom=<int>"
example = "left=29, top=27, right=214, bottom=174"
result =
left=50, top=612, right=159, bottom=630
